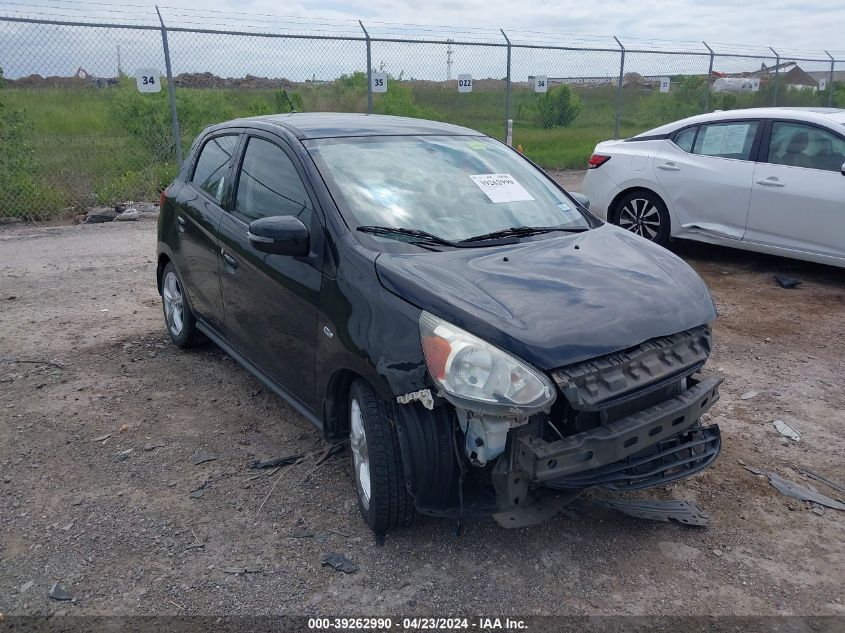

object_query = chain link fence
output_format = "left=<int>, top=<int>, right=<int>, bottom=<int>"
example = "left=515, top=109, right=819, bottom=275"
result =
left=1, top=13, right=843, bottom=221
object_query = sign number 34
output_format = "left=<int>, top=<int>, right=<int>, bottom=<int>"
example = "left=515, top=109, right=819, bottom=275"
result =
left=135, top=68, right=161, bottom=93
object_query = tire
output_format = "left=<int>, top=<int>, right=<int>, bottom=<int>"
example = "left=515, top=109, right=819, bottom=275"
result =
left=160, top=262, right=205, bottom=348
left=612, top=190, right=671, bottom=246
left=348, top=379, right=415, bottom=534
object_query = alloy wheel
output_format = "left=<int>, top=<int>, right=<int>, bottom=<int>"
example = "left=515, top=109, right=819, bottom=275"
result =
left=349, top=398, right=372, bottom=510
left=162, top=271, right=185, bottom=336
left=618, top=198, right=661, bottom=240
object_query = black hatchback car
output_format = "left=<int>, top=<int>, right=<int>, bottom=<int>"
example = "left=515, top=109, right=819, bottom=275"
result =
left=157, top=113, right=722, bottom=535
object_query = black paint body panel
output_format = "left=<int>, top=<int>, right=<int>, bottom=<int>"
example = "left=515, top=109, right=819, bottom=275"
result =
left=156, top=113, right=720, bottom=513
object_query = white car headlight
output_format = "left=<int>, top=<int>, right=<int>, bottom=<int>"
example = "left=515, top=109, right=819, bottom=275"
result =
left=419, top=311, right=556, bottom=413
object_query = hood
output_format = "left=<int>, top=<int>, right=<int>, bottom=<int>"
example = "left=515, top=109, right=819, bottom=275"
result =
left=375, top=224, right=716, bottom=370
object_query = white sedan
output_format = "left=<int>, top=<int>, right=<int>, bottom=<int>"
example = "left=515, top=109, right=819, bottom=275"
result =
left=581, top=107, right=845, bottom=267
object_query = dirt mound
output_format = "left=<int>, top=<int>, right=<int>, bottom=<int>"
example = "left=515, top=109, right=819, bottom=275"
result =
left=174, top=72, right=294, bottom=89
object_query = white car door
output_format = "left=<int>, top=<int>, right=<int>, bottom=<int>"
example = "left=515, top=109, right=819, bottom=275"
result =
left=744, top=120, right=845, bottom=259
left=654, top=120, right=762, bottom=240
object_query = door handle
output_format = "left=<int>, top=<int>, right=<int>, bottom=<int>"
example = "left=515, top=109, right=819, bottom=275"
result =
left=221, top=249, right=238, bottom=272
left=656, top=162, right=680, bottom=171
left=756, top=177, right=786, bottom=187
left=176, top=215, right=186, bottom=232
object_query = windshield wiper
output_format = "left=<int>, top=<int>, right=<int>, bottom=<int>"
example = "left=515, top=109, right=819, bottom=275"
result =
left=357, top=225, right=517, bottom=249
left=460, top=225, right=589, bottom=243
left=356, top=225, right=458, bottom=247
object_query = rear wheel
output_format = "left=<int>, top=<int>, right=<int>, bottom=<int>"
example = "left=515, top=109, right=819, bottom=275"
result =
left=613, top=190, right=670, bottom=246
left=349, top=379, right=415, bottom=535
left=161, top=262, right=204, bottom=348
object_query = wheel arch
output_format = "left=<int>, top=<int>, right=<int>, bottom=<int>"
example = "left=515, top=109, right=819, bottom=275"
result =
left=156, top=252, right=172, bottom=294
left=322, top=368, right=365, bottom=442
left=608, top=186, right=670, bottom=226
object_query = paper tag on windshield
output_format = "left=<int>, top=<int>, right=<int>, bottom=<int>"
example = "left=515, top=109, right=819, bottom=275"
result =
left=469, top=174, right=534, bottom=204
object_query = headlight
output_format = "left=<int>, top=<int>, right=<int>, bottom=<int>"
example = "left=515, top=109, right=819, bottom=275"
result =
left=419, top=311, right=555, bottom=413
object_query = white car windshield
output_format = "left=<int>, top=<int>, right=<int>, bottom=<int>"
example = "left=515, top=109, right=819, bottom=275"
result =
left=306, top=135, right=590, bottom=242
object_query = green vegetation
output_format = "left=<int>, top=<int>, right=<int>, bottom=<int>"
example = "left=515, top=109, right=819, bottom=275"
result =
left=535, top=85, right=581, bottom=128
left=0, top=68, right=61, bottom=218
left=2, top=71, right=842, bottom=219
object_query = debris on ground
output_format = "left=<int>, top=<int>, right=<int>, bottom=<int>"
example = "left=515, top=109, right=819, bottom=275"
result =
left=740, top=390, right=758, bottom=400
left=743, top=466, right=845, bottom=511
left=191, top=451, right=217, bottom=466
left=114, top=209, right=140, bottom=222
left=773, top=420, right=800, bottom=441
left=48, top=582, right=72, bottom=601
left=91, top=434, right=111, bottom=443
left=797, top=468, right=845, bottom=496
left=288, top=529, right=315, bottom=539
left=315, top=442, right=345, bottom=465
left=599, top=499, right=710, bottom=526
left=19, top=580, right=34, bottom=593
left=222, top=566, right=263, bottom=575
left=249, top=454, right=303, bottom=469
left=114, top=448, right=133, bottom=462
left=321, top=552, right=358, bottom=574
left=189, top=489, right=204, bottom=499
left=84, top=208, right=118, bottom=224
left=774, top=274, right=802, bottom=289
left=143, top=442, right=164, bottom=452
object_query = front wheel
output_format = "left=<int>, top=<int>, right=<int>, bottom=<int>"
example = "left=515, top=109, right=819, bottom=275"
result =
left=613, top=191, right=670, bottom=246
left=348, top=380, right=415, bottom=535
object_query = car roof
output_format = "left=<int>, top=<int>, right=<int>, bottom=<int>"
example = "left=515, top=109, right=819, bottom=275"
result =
left=214, top=112, right=483, bottom=140
left=636, top=107, right=845, bottom=137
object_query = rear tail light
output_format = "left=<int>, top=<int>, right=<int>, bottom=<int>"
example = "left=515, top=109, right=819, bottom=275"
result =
left=159, top=188, right=168, bottom=209
left=588, top=154, right=611, bottom=169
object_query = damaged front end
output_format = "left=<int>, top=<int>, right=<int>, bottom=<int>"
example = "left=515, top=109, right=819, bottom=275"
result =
left=395, top=319, right=721, bottom=522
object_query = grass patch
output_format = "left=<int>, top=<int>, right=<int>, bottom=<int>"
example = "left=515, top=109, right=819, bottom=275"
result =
left=3, top=75, right=842, bottom=219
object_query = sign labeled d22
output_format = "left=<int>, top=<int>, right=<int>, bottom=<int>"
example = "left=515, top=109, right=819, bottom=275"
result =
left=458, top=74, right=473, bottom=93
left=371, top=71, right=387, bottom=93
left=533, top=75, right=548, bottom=93
left=135, top=68, right=161, bottom=93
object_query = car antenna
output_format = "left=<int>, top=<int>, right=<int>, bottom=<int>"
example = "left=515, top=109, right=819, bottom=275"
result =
left=280, top=89, right=298, bottom=113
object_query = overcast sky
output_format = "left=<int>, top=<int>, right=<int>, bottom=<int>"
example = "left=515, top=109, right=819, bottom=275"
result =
left=2, top=0, right=844, bottom=52
left=1, top=0, right=843, bottom=80
left=156, top=0, right=843, bottom=53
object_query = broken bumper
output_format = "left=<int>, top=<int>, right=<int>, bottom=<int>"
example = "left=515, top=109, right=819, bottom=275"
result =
left=516, top=377, right=722, bottom=489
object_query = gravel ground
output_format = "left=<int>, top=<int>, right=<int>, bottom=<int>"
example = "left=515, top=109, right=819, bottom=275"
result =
left=1, top=172, right=844, bottom=617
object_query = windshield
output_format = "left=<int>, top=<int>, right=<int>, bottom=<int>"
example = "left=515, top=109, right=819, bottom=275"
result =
left=305, top=135, right=590, bottom=243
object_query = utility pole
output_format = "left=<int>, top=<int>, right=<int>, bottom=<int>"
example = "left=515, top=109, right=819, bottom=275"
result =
left=446, top=39, right=454, bottom=81
left=116, top=45, right=122, bottom=77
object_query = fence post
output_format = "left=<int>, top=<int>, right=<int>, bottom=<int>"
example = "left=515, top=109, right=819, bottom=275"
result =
left=703, top=41, right=714, bottom=113
left=769, top=47, right=780, bottom=106
left=501, top=29, right=512, bottom=143
left=825, top=51, right=835, bottom=107
left=155, top=6, right=182, bottom=168
left=613, top=36, right=625, bottom=140
left=359, top=21, right=372, bottom=114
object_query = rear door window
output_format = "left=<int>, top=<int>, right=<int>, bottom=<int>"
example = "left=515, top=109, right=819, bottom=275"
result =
left=192, top=135, right=239, bottom=203
left=766, top=121, right=845, bottom=172
left=692, top=121, right=759, bottom=160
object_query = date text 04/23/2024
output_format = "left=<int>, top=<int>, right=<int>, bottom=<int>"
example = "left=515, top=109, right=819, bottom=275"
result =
left=307, top=617, right=528, bottom=630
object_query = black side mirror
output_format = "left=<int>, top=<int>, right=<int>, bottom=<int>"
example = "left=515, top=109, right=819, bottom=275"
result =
left=569, top=191, right=591, bottom=211
left=841, top=162, right=845, bottom=176
left=247, top=216, right=309, bottom=257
